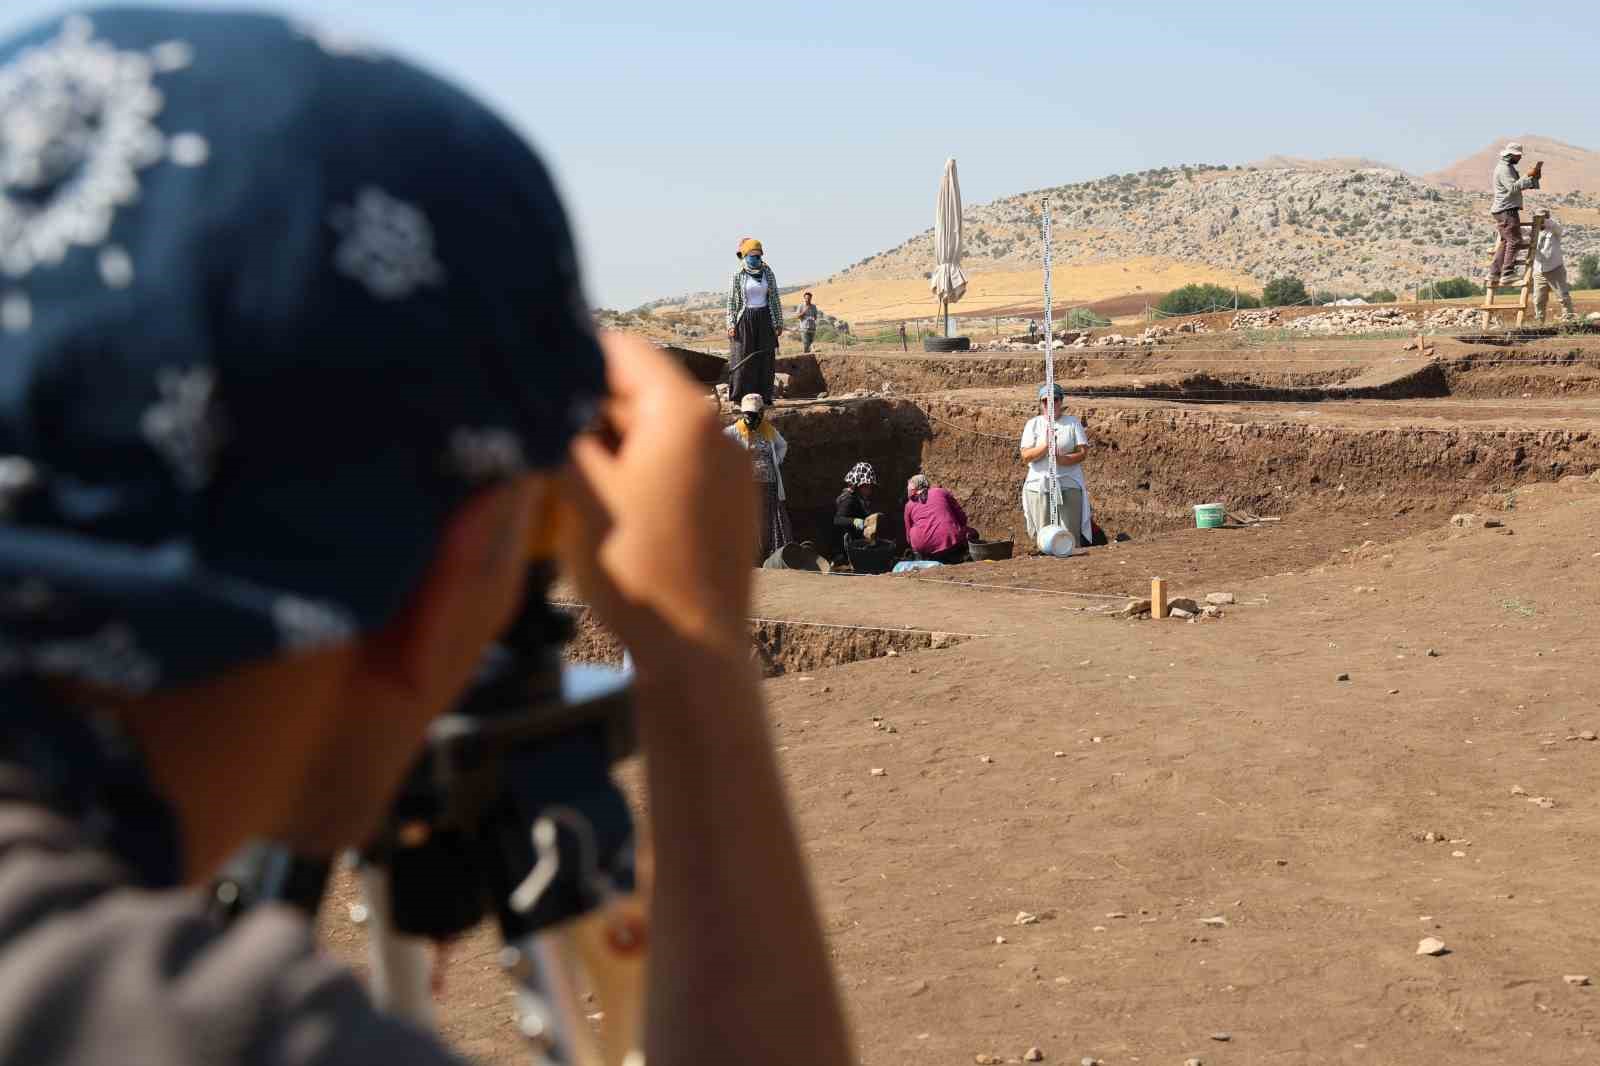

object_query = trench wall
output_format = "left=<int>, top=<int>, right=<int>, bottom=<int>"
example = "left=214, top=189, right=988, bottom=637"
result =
left=766, top=398, right=1600, bottom=545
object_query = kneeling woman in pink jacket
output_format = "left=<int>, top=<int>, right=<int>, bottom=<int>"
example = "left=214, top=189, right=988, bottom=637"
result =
left=903, top=474, right=978, bottom=565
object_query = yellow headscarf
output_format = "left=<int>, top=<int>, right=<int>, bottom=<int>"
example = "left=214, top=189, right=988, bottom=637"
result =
left=734, top=418, right=777, bottom=444
left=736, top=237, right=764, bottom=259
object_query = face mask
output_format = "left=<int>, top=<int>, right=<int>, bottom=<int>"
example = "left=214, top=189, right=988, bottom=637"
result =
left=744, top=255, right=762, bottom=270
left=743, top=412, right=762, bottom=427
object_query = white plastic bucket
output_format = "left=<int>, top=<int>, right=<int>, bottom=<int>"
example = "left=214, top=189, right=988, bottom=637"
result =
left=1035, top=524, right=1074, bottom=557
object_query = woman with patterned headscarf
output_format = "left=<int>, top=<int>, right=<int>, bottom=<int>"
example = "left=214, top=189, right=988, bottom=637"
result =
left=725, top=237, right=783, bottom=405
left=832, top=460, right=877, bottom=559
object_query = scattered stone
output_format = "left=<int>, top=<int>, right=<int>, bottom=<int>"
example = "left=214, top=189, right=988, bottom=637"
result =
left=1450, top=513, right=1478, bottom=528
left=1452, top=850, right=1467, bottom=858
left=1015, top=911, right=1040, bottom=926
left=979, top=755, right=994, bottom=764
left=1168, top=597, right=1202, bottom=615
left=1024, top=1048, right=1045, bottom=1062
left=1118, top=598, right=1152, bottom=618
left=1201, top=605, right=1225, bottom=618
left=1105, top=911, right=1128, bottom=919
left=1080, top=1059, right=1102, bottom=1066
left=870, top=768, right=886, bottom=777
left=1205, top=592, right=1235, bottom=605
left=1427, top=648, right=1440, bottom=657
left=1483, top=518, right=1504, bottom=528
left=1336, top=672, right=1351, bottom=682
left=994, top=935, right=1007, bottom=945
left=1170, top=607, right=1195, bottom=619
left=976, top=1055, right=1002, bottom=1065
left=1416, top=936, right=1448, bottom=956
left=1054, top=750, right=1067, bottom=758
left=1198, top=915, right=1229, bottom=928
left=930, top=631, right=955, bottom=650
left=1275, top=858, right=1289, bottom=866
left=1210, top=1032, right=1232, bottom=1042
left=1564, top=974, right=1591, bottom=987
left=1510, top=785, right=1528, bottom=796
left=1184, top=1058, right=1205, bottom=1066
left=907, top=979, right=929, bottom=997
left=1573, top=730, right=1598, bottom=742
left=1530, top=796, right=1556, bottom=809
left=885, top=649, right=899, bottom=658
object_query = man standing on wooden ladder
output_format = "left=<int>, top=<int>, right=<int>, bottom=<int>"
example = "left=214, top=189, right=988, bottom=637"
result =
left=1487, top=142, right=1543, bottom=288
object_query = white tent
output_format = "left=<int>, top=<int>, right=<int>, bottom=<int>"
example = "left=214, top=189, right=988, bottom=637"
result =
left=930, top=157, right=967, bottom=334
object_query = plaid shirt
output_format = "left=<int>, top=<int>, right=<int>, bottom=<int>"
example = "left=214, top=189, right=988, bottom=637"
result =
left=727, top=264, right=784, bottom=332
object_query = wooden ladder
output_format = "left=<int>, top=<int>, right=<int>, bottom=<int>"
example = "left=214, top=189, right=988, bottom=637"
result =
left=1480, top=211, right=1545, bottom=329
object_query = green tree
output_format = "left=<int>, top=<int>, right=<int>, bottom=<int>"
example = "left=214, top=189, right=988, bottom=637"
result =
left=1262, top=276, right=1309, bottom=307
left=1064, top=306, right=1111, bottom=328
left=1364, top=289, right=1398, bottom=304
left=1422, top=277, right=1479, bottom=300
left=1577, top=254, right=1600, bottom=290
left=1156, top=283, right=1260, bottom=316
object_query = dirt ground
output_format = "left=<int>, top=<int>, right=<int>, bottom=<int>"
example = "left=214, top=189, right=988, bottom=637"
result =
left=319, top=332, right=1600, bottom=1065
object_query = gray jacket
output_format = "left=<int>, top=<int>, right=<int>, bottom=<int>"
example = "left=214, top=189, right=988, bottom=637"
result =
left=1490, top=158, right=1539, bottom=214
left=0, top=766, right=464, bottom=1066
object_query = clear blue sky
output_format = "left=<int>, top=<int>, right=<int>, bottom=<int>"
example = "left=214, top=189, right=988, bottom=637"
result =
left=4, top=2, right=1597, bottom=308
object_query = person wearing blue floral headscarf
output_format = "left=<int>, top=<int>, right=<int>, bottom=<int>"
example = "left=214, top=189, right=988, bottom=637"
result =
left=0, top=10, right=850, bottom=1066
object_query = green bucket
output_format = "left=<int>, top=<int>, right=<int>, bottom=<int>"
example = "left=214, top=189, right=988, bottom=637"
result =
left=1193, top=502, right=1226, bottom=529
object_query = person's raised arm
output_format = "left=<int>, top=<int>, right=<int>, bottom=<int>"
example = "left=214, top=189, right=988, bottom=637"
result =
left=560, top=334, right=852, bottom=1066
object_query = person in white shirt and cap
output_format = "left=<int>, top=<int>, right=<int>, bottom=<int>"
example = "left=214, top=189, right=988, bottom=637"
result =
left=1487, top=142, right=1543, bottom=287
left=725, top=393, right=793, bottom=563
left=1018, top=384, right=1092, bottom=548
left=1533, top=213, right=1577, bottom=324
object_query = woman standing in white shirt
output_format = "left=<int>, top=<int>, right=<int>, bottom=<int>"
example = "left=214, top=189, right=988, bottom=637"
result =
left=726, top=237, right=785, bottom=404
left=1018, top=383, right=1092, bottom=547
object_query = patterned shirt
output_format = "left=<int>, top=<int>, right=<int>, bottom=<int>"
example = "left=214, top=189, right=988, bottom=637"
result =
left=727, top=265, right=785, bottom=332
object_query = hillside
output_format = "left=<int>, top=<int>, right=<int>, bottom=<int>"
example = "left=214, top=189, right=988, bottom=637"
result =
left=1424, top=135, right=1600, bottom=196
left=642, top=145, right=1600, bottom=327
left=807, top=163, right=1598, bottom=320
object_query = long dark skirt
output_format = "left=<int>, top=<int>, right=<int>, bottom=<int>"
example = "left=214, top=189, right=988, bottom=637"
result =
left=730, top=307, right=778, bottom=405
left=757, top=480, right=794, bottom=563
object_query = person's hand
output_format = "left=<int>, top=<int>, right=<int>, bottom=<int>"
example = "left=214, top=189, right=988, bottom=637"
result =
left=852, top=518, right=865, bottom=530
left=560, top=332, right=756, bottom=665
left=1532, top=160, right=1544, bottom=178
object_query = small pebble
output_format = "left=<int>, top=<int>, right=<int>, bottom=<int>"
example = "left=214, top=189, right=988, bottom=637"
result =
left=975, top=1056, right=1001, bottom=1065
left=994, top=935, right=1007, bottom=945
left=869, top=768, right=886, bottom=777
left=1210, top=1032, right=1232, bottom=1041
left=1015, top=911, right=1040, bottom=926
left=1427, top=648, right=1440, bottom=657
left=1564, top=974, right=1591, bottom=987
left=1080, top=1059, right=1102, bottom=1066
left=1336, top=672, right=1351, bottom=682
left=348, top=903, right=369, bottom=926
left=979, top=755, right=994, bottom=764
left=1198, top=915, right=1229, bottom=928
left=1185, top=1059, right=1205, bottom=1066
left=1024, top=1048, right=1044, bottom=1062
left=1451, top=850, right=1467, bottom=858
left=1417, top=936, right=1448, bottom=956
left=1054, top=750, right=1067, bottom=758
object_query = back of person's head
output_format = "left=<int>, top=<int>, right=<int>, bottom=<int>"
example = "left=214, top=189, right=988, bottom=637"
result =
left=0, top=8, right=603, bottom=696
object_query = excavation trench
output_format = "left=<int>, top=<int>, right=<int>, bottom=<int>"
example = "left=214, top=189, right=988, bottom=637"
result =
left=757, top=396, right=1600, bottom=548
left=560, top=604, right=966, bottom=677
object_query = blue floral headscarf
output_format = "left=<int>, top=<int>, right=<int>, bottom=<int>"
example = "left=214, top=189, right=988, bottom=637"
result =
left=0, top=8, right=606, bottom=694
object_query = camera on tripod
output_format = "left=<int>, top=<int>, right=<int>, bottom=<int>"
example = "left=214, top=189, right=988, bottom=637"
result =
left=213, top=562, right=641, bottom=1064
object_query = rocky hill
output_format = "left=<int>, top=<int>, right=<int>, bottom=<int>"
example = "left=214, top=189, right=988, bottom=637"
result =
left=823, top=161, right=1599, bottom=298
left=1424, top=136, right=1600, bottom=197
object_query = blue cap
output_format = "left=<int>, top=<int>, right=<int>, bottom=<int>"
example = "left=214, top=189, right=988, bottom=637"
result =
left=0, top=9, right=605, bottom=691
left=1038, top=383, right=1066, bottom=401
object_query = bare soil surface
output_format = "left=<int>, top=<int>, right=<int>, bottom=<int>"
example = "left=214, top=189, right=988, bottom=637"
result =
left=318, top=335, right=1600, bottom=1065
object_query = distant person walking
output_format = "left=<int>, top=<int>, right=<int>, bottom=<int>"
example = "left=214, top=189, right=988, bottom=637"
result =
left=727, top=237, right=784, bottom=404
left=1028, top=319, right=1038, bottom=339
left=725, top=394, right=793, bottom=563
left=1018, top=384, right=1092, bottom=548
left=898, top=321, right=908, bottom=351
left=1487, top=142, right=1542, bottom=287
left=1533, top=213, right=1577, bottom=323
left=797, top=292, right=820, bottom=353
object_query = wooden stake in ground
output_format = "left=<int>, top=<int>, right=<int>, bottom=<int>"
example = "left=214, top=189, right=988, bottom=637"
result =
left=1151, top=577, right=1169, bottom=619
